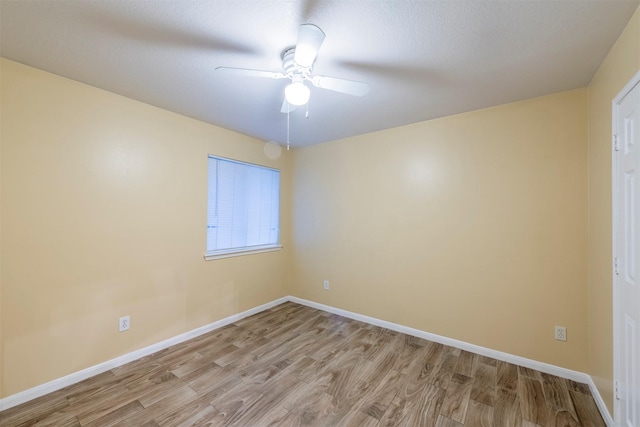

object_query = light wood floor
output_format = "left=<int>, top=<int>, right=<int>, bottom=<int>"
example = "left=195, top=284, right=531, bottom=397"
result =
left=1, top=302, right=606, bottom=427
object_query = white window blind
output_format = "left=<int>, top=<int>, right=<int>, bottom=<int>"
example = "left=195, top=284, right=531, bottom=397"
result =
left=206, top=156, right=280, bottom=258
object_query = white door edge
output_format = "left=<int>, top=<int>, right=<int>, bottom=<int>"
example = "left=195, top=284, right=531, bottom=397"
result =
left=612, top=68, right=640, bottom=426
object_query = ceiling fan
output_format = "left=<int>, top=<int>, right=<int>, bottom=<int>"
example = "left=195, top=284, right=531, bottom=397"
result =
left=215, top=24, right=370, bottom=113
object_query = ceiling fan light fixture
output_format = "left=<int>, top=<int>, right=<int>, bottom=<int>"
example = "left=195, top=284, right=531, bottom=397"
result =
left=285, top=81, right=310, bottom=106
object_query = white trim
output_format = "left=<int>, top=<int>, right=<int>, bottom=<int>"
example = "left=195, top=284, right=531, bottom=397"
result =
left=612, top=80, right=621, bottom=427
left=0, top=296, right=288, bottom=411
left=612, top=70, right=640, bottom=107
left=611, top=69, right=640, bottom=427
left=0, top=295, right=613, bottom=426
left=586, top=376, right=615, bottom=427
left=203, top=245, right=282, bottom=261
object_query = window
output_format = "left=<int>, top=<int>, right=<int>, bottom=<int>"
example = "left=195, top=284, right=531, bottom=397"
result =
left=205, top=156, right=281, bottom=260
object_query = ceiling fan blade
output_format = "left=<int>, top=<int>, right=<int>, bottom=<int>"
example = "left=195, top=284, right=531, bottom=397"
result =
left=215, top=67, right=286, bottom=79
left=311, top=75, right=370, bottom=97
left=281, top=99, right=297, bottom=113
left=294, top=24, right=325, bottom=68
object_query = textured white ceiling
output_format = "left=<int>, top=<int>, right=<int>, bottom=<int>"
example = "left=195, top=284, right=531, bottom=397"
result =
left=1, top=0, right=639, bottom=147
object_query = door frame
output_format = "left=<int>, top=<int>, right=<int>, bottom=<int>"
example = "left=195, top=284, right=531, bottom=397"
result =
left=612, top=69, right=640, bottom=424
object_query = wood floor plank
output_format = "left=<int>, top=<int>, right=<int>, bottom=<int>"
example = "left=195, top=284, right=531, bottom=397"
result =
left=470, top=361, right=496, bottom=406
left=324, top=314, right=363, bottom=336
left=192, top=324, right=246, bottom=350
left=187, top=406, right=228, bottom=426
left=404, top=383, right=447, bottom=426
left=397, top=358, right=436, bottom=402
left=436, top=415, right=465, bottom=426
left=199, top=343, right=242, bottom=363
left=152, top=399, right=217, bottom=427
left=82, top=399, right=145, bottom=427
left=68, top=384, right=138, bottom=425
left=63, top=370, right=121, bottom=403
left=360, top=326, right=395, bottom=359
left=440, top=373, right=473, bottom=423
left=208, top=380, right=264, bottom=425
left=281, top=382, right=334, bottom=420
left=231, top=374, right=305, bottom=426
left=0, top=394, right=69, bottom=427
left=294, top=350, right=345, bottom=384
left=570, top=390, right=607, bottom=427
left=464, top=400, right=493, bottom=427
left=548, top=410, right=581, bottom=427
left=476, top=355, right=497, bottom=367
left=126, top=368, right=178, bottom=394
left=240, top=362, right=282, bottom=386
left=424, top=341, right=447, bottom=366
left=308, top=332, right=350, bottom=361
left=540, top=372, right=580, bottom=426
left=360, top=368, right=406, bottom=420
left=31, top=411, right=80, bottom=427
left=334, top=409, right=380, bottom=427
left=353, top=347, right=397, bottom=395
left=126, top=385, right=198, bottom=425
left=0, top=303, right=608, bottom=427
left=518, top=365, right=542, bottom=380
left=429, top=351, right=459, bottom=389
left=244, top=407, right=295, bottom=427
left=389, top=333, right=430, bottom=374
left=136, top=376, right=185, bottom=408
left=175, top=359, right=225, bottom=387
left=307, top=349, right=362, bottom=397
left=168, top=352, right=211, bottom=378
left=112, top=363, right=166, bottom=392
left=153, top=340, right=211, bottom=368
left=378, top=397, right=416, bottom=427
left=497, top=360, right=519, bottom=392
left=271, top=331, right=320, bottom=362
left=568, top=380, right=591, bottom=395
left=309, top=356, right=383, bottom=425
left=454, top=350, right=476, bottom=377
left=494, top=388, right=523, bottom=427
left=519, top=375, right=549, bottom=426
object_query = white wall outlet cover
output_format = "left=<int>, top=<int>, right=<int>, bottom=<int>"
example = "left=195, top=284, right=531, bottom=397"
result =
left=119, top=316, right=130, bottom=332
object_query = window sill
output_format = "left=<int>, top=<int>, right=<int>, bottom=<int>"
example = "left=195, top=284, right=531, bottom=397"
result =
left=204, top=245, right=283, bottom=261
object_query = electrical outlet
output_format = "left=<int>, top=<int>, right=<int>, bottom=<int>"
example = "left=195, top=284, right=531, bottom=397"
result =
left=119, top=315, right=130, bottom=332
left=554, top=326, right=566, bottom=341
left=323, top=280, right=329, bottom=290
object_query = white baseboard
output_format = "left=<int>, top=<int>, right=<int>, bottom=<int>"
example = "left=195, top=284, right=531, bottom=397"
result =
left=0, top=295, right=614, bottom=426
left=288, top=296, right=614, bottom=426
left=584, top=376, right=615, bottom=427
left=0, top=296, right=288, bottom=411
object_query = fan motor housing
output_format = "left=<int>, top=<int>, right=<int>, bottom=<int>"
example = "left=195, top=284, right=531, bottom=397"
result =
left=282, top=47, right=312, bottom=78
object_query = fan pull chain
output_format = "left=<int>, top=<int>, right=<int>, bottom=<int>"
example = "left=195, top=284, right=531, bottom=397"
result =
left=286, top=108, right=290, bottom=151
left=306, top=101, right=309, bottom=119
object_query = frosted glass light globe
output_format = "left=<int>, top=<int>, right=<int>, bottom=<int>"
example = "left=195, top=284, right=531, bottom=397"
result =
left=285, top=81, right=310, bottom=106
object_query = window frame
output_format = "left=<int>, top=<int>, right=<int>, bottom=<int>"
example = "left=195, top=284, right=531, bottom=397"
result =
left=204, top=155, right=282, bottom=261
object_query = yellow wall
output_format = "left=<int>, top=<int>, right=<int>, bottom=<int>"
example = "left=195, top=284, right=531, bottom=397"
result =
left=0, top=58, right=292, bottom=397
left=291, top=89, right=589, bottom=372
left=587, top=5, right=640, bottom=413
